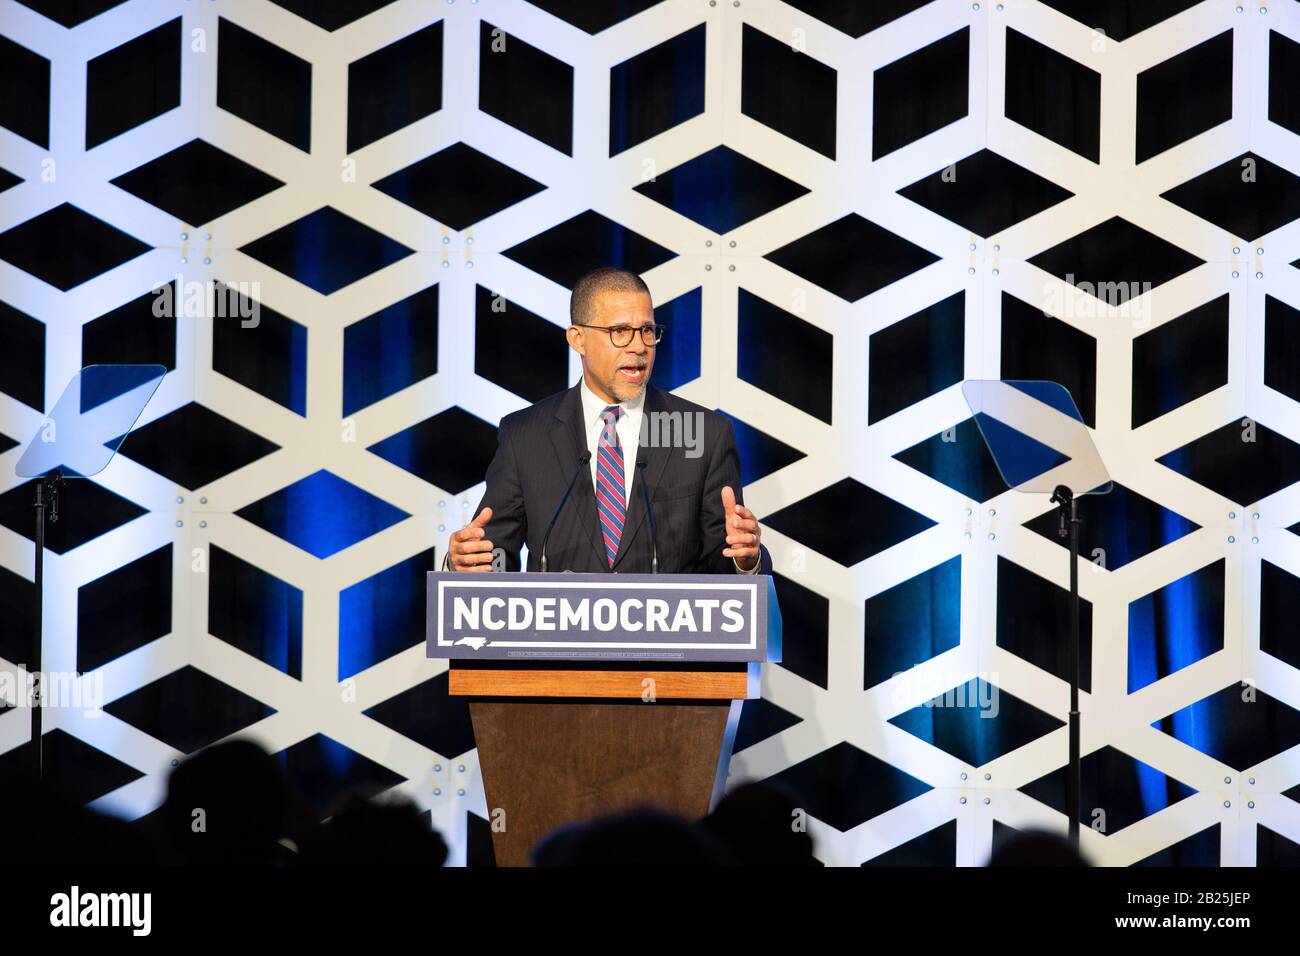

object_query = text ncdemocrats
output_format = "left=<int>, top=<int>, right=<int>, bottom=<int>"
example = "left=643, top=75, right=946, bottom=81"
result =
left=452, top=595, right=747, bottom=633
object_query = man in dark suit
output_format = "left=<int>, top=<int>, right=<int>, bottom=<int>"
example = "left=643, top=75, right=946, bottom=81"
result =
left=446, top=267, right=770, bottom=575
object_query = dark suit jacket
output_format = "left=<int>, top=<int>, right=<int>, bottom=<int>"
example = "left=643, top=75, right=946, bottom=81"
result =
left=470, top=382, right=773, bottom=574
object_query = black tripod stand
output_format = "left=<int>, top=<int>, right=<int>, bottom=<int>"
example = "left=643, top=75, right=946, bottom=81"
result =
left=29, top=473, right=62, bottom=780
left=12, top=363, right=167, bottom=782
left=1049, top=484, right=1082, bottom=852
left=963, top=378, right=1110, bottom=854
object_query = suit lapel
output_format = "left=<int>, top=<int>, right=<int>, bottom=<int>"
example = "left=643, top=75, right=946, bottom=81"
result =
left=550, top=382, right=605, bottom=569
left=612, top=386, right=671, bottom=570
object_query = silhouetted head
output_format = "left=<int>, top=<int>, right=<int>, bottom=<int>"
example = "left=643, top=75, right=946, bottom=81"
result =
left=531, top=806, right=733, bottom=867
left=299, top=792, right=448, bottom=867
left=701, top=780, right=818, bottom=867
left=157, top=738, right=288, bottom=865
left=986, top=829, right=1090, bottom=866
left=3, top=767, right=154, bottom=865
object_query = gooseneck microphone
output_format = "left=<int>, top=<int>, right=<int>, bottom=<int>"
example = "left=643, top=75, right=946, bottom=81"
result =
left=539, top=451, right=591, bottom=572
left=637, top=460, right=658, bottom=574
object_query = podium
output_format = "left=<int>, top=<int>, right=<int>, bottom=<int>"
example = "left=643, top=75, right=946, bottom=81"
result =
left=427, top=571, right=781, bottom=866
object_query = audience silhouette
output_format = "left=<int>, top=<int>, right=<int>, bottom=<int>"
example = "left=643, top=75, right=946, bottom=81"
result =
left=15, top=740, right=1100, bottom=867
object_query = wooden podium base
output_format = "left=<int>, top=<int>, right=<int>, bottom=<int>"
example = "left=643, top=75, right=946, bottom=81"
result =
left=457, top=667, right=748, bottom=866
left=432, top=569, right=779, bottom=865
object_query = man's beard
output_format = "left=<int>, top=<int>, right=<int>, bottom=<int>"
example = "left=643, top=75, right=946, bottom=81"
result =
left=607, top=364, right=648, bottom=401
left=609, top=378, right=645, bottom=402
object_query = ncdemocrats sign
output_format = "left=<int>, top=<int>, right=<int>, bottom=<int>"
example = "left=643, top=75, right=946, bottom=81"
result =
left=425, top=573, right=781, bottom=662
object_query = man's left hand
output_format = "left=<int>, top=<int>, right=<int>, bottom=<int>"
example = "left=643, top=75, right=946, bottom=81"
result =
left=721, top=485, right=761, bottom=571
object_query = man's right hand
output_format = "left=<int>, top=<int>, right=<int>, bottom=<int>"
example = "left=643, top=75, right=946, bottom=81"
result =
left=448, top=507, right=495, bottom=572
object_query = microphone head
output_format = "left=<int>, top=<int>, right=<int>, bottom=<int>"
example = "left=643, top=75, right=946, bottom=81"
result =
left=580, top=451, right=592, bottom=462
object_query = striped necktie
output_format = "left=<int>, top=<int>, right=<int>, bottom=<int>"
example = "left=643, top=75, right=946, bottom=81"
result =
left=594, top=405, right=626, bottom=567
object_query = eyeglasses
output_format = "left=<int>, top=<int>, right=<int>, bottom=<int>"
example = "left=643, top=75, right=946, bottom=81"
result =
left=572, top=322, right=665, bottom=347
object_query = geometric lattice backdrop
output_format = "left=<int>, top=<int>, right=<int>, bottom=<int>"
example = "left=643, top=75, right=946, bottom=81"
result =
left=2, top=0, right=1300, bottom=866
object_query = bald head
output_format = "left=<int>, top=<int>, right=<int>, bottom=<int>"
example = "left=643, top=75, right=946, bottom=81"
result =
left=570, top=267, right=651, bottom=325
